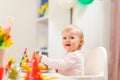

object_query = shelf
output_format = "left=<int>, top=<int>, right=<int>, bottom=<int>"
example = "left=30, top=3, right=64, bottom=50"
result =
left=37, top=16, right=48, bottom=23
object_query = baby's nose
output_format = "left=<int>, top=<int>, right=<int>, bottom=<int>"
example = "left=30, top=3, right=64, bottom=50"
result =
left=66, top=38, right=70, bottom=41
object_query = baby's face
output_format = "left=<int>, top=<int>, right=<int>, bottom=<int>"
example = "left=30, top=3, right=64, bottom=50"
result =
left=62, top=30, right=81, bottom=52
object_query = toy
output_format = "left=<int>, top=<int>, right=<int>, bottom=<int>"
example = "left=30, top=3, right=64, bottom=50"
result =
left=8, top=66, right=18, bottom=80
left=30, top=52, right=43, bottom=80
left=38, top=0, right=48, bottom=17
left=24, top=52, right=43, bottom=80
left=77, top=0, right=93, bottom=5
left=6, top=58, right=19, bottom=80
left=5, top=57, right=16, bottom=73
left=20, top=48, right=30, bottom=68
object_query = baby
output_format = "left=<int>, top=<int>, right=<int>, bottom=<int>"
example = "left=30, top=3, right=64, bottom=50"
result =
left=38, top=24, right=85, bottom=76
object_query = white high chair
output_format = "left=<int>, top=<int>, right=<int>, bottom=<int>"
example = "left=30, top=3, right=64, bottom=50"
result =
left=70, top=46, right=107, bottom=80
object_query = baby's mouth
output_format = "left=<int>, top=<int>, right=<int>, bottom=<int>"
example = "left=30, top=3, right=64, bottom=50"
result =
left=66, top=44, right=71, bottom=46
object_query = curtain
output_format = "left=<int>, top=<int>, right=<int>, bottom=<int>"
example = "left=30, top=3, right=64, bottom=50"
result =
left=109, top=0, right=120, bottom=80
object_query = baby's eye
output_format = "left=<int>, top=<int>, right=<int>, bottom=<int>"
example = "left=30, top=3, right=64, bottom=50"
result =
left=63, top=37, right=67, bottom=40
left=70, top=37, right=75, bottom=39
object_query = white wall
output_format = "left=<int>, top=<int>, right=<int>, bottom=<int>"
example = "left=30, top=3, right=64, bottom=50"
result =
left=0, top=0, right=37, bottom=63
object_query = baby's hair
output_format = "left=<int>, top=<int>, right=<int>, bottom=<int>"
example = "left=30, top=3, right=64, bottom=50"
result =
left=62, top=24, right=84, bottom=49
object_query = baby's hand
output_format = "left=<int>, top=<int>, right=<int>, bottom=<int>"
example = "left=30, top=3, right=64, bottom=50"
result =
left=37, top=52, right=43, bottom=62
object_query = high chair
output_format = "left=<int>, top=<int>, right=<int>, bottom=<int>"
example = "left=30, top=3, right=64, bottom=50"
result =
left=70, top=46, right=107, bottom=80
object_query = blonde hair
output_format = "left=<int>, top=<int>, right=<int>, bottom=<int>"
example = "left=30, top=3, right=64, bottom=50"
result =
left=62, top=24, right=84, bottom=49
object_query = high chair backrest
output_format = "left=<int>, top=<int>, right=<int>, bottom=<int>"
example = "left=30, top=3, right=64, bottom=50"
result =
left=85, top=46, right=107, bottom=75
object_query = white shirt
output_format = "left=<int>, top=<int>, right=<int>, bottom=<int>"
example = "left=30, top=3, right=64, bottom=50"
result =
left=41, top=50, right=85, bottom=76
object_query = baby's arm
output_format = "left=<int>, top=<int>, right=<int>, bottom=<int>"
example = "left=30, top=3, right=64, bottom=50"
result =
left=41, top=54, right=77, bottom=71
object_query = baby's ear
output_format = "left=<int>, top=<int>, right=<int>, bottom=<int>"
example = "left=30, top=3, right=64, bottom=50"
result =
left=79, top=39, right=84, bottom=45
